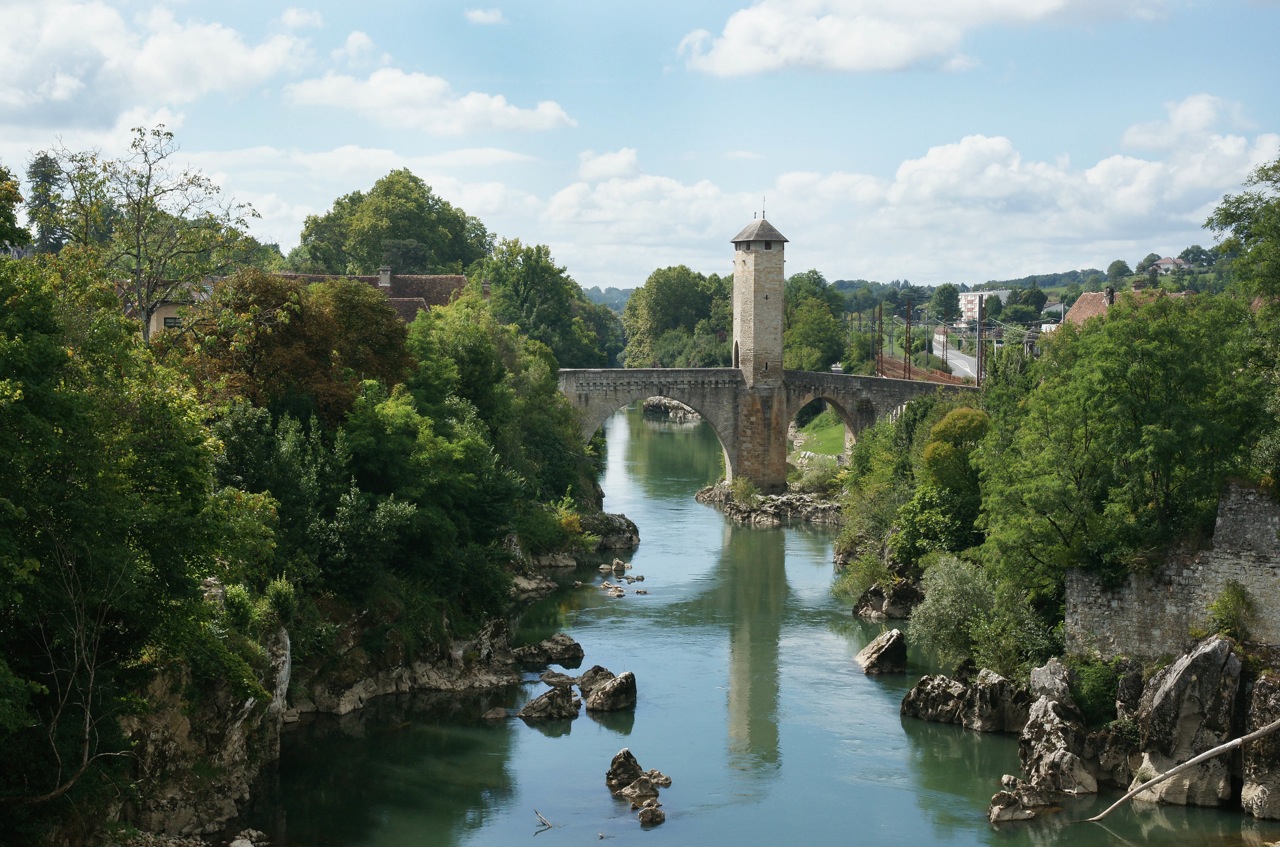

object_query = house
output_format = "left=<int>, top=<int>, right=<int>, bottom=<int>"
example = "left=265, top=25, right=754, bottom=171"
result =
left=1062, top=286, right=1189, bottom=327
left=1151, top=257, right=1190, bottom=274
left=147, top=266, right=469, bottom=337
left=957, top=289, right=1011, bottom=323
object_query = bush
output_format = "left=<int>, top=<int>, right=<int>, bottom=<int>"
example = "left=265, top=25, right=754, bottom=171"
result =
left=266, top=577, right=298, bottom=625
left=832, top=552, right=893, bottom=603
left=1207, top=580, right=1254, bottom=641
left=1066, top=656, right=1122, bottom=727
left=730, top=476, right=760, bottom=507
left=223, top=584, right=255, bottom=631
left=792, top=456, right=842, bottom=496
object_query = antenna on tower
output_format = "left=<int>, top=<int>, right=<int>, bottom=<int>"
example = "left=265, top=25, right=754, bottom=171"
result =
left=762, top=196, right=767, bottom=219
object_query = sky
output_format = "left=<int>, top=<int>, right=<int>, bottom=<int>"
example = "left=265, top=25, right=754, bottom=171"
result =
left=3, top=0, right=1279, bottom=290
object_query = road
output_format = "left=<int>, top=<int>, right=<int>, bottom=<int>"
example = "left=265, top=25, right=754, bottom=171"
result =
left=939, top=345, right=978, bottom=379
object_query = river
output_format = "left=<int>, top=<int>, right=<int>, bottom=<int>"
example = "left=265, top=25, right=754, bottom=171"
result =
left=249, top=406, right=1279, bottom=847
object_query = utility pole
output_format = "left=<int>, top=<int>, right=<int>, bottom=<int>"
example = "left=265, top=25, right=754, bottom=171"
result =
left=976, top=295, right=984, bottom=387
left=904, top=298, right=912, bottom=380
left=876, top=304, right=883, bottom=376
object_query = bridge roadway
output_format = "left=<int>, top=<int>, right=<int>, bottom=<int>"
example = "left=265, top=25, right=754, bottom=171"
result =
left=558, top=367, right=972, bottom=490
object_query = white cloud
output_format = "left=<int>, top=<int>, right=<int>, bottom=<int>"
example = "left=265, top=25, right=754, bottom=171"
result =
left=726, top=150, right=764, bottom=160
left=286, top=68, right=575, bottom=135
left=0, top=1, right=309, bottom=127
left=1122, top=94, right=1248, bottom=149
left=578, top=148, right=639, bottom=181
left=465, top=9, right=509, bottom=25
left=279, top=8, right=324, bottom=29
left=330, top=31, right=389, bottom=67
left=680, top=0, right=1163, bottom=76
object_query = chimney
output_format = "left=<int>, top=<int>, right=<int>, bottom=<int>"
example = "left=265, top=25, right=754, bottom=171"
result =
left=1104, top=286, right=1115, bottom=306
left=481, top=277, right=491, bottom=299
left=378, top=266, right=392, bottom=289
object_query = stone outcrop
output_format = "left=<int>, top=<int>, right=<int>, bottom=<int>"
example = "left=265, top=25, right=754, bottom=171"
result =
left=854, top=629, right=907, bottom=675
left=510, top=572, right=559, bottom=599
left=578, top=665, right=616, bottom=699
left=512, top=633, right=585, bottom=669
left=605, top=748, right=670, bottom=827
left=518, top=685, right=581, bottom=721
left=695, top=483, right=843, bottom=526
left=585, top=671, right=637, bottom=712
left=606, top=748, right=646, bottom=795
left=120, top=629, right=291, bottom=836
left=642, top=396, right=701, bottom=423
left=288, top=619, right=519, bottom=718
left=581, top=511, right=641, bottom=551
left=1130, top=635, right=1241, bottom=807
left=987, top=659, right=1095, bottom=824
left=1242, top=673, right=1280, bottom=819
left=855, top=581, right=923, bottom=620
left=901, top=670, right=1031, bottom=733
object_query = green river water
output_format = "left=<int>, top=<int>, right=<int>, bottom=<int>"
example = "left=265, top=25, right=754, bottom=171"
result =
left=245, top=407, right=1280, bottom=847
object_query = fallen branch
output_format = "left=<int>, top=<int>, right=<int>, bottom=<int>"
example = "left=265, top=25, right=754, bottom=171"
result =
left=534, top=808, right=554, bottom=830
left=1085, top=715, right=1280, bottom=823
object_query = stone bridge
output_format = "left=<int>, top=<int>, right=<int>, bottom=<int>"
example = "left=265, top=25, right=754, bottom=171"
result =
left=557, top=367, right=968, bottom=492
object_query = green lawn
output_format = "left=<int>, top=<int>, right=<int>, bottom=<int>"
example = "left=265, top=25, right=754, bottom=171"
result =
left=797, top=411, right=846, bottom=455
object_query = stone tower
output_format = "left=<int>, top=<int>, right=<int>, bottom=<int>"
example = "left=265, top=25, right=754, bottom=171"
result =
left=731, top=217, right=787, bottom=388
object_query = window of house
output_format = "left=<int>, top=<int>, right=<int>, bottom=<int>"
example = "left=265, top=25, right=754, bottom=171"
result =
left=163, top=317, right=181, bottom=329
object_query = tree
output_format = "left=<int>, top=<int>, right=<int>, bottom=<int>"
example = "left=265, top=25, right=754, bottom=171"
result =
left=930, top=283, right=960, bottom=322
left=25, top=153, right=65, bottom=254
left=0, top=161, right=29, bottom=250
left=296, top=170, right=492, bottom=276
left=621, top=265, right=722, bottom=367
left=1179, top=244, right=1214, bottom=268
left=783, top=297, right=844, bottom=371
left=1107, top=259, right=1132, bottom=281
left=1135, top=252, right=1162, bottom=274
left=48, top=126, right=256, bottom=342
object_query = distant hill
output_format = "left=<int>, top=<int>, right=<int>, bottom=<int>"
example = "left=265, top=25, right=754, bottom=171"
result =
left=583, top=286, right=633, bottom=313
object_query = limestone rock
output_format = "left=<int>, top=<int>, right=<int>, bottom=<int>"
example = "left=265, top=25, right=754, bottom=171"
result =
left=578, top=665, right=616, bottom=700
left=901, top=675, right=969, bottom=725
left=855, top=581, right=923, bottom=620
left=585, top=671, right=637, bottom=712
left=1019, top=696, right=1097, bottom=797
left=606, top=748, right=646, bottom=795
left=1029, top=657, right=1073, bottom=705
left=1241, top=673, right=1280, bottom=819
left=540, top=670, right=578, bottom=689
left=517, top=686, right=581, bottom=721
left=637, top=803, right=666, bottom=826
left=512, top=633, right=585, bottom=669
left=1130, top=635, right=1240, bottom=807
left=645, top=769, right=672, bottom=787
left=482, top=707, right=509, bottom=721
left=618, top=775, right=659, bottom=801
left=854, top=629, right=907, bottom=675
left=964, top=670, right=1033, bottom=734
left=581, top=511, right=640, bottom=551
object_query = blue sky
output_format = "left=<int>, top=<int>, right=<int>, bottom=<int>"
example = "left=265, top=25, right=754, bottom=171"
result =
left=3, top=0, right=1278, bottom=289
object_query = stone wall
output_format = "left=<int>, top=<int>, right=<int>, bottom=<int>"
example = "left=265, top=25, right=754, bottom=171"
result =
left=1066, top=484, right=1280, bottom=660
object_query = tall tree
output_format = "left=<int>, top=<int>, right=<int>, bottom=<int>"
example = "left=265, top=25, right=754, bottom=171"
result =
left=0, top=161, right=29, bottom=251
left=25, top=153, right=65, bottom=254
left=49, top=126, right=256, bottom=342
left=930, top=283, right=961, bottom=322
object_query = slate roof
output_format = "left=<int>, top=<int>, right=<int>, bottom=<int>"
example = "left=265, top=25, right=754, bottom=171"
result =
left=731, top=218, right=788, bottom=243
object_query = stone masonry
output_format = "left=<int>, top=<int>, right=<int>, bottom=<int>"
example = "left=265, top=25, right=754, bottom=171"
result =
left=1066, top=483, right=1280, bottom=659
left=557, top=218, right=974, bottom=493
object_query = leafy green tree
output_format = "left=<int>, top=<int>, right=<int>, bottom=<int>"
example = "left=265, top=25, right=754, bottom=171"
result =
left=783, top=297, right=845, bottom=371
left=1135, top=252, right=1162, bottom=274
left=477, top=238, right=612, bottom=368
left=622, top=265, right=726, bottom=367
left=1106, top=259, right=1132, bottom=281
left=930, top=283, right=960, bottom=322
left=979, top=292, right=1266, bottom=605
left=0, top=162, right=29, bottom=250
left=297, top=170, right=492, bottom=276
left=25, top=152, right=66, bottom=254
left=1179, top=244, right=1214, bottom=268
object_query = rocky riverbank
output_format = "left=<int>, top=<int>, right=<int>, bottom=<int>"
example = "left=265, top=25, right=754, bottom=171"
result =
left=115, top=510, right=639, bottom=841
left=695, top=483, right=843, bottom=526
left=899, top=636, right=1280, bottom=824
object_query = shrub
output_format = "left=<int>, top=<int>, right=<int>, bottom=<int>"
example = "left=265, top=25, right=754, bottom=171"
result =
left=792, top=456, right=842, bottom=496
left=1066, top=656, right=1122, bottom=727
left=730, top=476, right=760, bottom=507
left=832, top=552, right=893, bottom=603
left=223, top=584, right=255, bottom=631
left=266, top=577, right=298, bottom=625
left=1207, top=580, right=1254, bottom=641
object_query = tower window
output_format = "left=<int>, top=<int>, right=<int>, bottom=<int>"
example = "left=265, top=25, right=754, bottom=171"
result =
left=765, top=241, right=772, bottom=250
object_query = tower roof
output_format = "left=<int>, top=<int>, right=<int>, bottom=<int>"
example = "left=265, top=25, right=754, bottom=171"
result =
left=731, top=218, right=788, bottom=244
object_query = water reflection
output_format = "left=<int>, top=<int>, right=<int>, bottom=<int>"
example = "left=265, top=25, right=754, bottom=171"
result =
left=620, top=410, right=724, bottom=497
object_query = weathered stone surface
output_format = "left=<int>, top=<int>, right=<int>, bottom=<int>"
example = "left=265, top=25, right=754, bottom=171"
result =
left=645, top=769, right=672, bottom=787
left=578, top=665, right=616, bottom=699
left=901, top=675, right=969, bottom=725
left=540, top=670, right=578, bottom=689
left=482, top=707, right=509, bottom=721
left=517, top=686, right=581, bottom=721
left=854, top=628, right=907, bottom=675
left=585, top=671, right=637, bottom=712
left=512, top=633, right=585, bottom=669
left=618, top=775, right=659, bottom=801
left=580, top=511, right=640, bottom=551
left=120, top=628, right=290, bottom=836
left=855, top=580, right=924, bottom=620
left=606, top=748, right=645, bottom=795
left=964, top=670, right=1033, bottom=734
left=1020, top=696, right=1097, bottom=797
left=695, top=484, right=844, bottom=526
left=643, top=396, right=701, bottom=422
left=510, top=572, right=559, bottom=599
left=1130, top=635, right=1240, bottom=807
left=901, top=671, right=1030, bottom=734
left=1029, top=657, right=1073, bottom=704
left=637, top=804, right=666, bottom=826
left=1241, top=674, right=1280, bottom=819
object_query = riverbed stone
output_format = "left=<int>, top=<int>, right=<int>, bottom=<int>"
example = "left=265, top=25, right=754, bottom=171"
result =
left=1242, top=673, right=1280, bottom=819
left=1131, top=635, right=1240, bottom=807
left=606, top=748, right=646, bottom=795
left=517, top=686, right=580, bottom=721
left=578, top=665, right=616, bottom=700
left=512, top=633, right=585, bottom=669
left=901, top=674, right=969, bottom=725
left=585, top=671, right=637, bottom=712
left=963, top=670, right=1033, bottom=733
left=618, top=775, right=659, bottom=802
left=854, top=628, right=907, bottom=674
